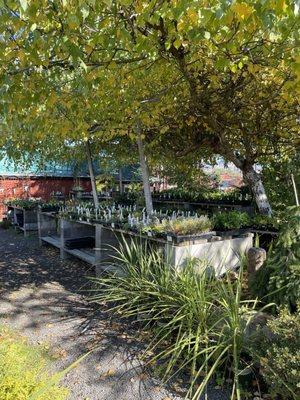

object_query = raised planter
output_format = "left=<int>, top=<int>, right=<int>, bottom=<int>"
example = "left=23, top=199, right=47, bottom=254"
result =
left=38, top=211, right=60, bottom=248
left=166, top=232, right=253, bottom=275
left=153, top=199, right=254, bottom=215
left=7, top=205, right=38, bottom=236
left=38, top=215, right=253, bottom=277
left=96, top=226, right=253, bottom=277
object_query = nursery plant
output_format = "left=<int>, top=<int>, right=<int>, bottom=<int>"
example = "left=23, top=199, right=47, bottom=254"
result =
left=250, top=206, right=300, bottom=311
left=0, top=325, right=68, bottom=400
left=212, top=211, right=250, bottom=231
left=5, top=198, right=44, bottom=210
left=89, top=240, right=272, bottom=400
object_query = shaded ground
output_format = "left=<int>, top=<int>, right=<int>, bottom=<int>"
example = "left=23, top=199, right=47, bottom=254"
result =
left=0, top=228, right=229, bottom=400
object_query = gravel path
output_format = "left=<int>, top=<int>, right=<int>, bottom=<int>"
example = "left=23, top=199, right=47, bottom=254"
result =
left=0, top=228, right=229, bottom=400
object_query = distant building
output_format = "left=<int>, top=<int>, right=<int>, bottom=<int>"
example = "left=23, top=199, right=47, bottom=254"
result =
left=0, top=158, right=141, bottom=219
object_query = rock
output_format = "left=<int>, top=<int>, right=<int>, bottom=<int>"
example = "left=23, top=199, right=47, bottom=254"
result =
left=247, top=247, right=266, bottom=276
left=244, top=311, right=275, bottom=341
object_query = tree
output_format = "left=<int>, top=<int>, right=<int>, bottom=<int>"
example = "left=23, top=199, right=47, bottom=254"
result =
left=113, top=0, right=300, bottom=214
left=1, top=1, right=299, bottom=215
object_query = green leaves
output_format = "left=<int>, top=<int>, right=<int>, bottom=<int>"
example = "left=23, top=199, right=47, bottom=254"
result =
left=19, top=0, right=28, bottom=11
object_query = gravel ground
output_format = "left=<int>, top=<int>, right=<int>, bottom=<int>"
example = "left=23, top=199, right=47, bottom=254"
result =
left=0, top=228, right=229, bottom=400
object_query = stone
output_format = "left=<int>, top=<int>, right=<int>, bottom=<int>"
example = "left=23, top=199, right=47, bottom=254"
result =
left=247, top=247, right=266, bottom=276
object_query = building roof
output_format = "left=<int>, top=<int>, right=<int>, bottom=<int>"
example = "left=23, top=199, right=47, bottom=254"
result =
left=0, top=157, right=141, bottom=181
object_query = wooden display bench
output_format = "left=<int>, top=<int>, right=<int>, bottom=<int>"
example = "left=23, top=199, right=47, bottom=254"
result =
left=38, top=211, right=61, bottom=248
left=94, top=226, right=254, bottom=277
left=7, top=205, right=38, bottom=236
left=153, top=199, right=254, bottom=214
left=38, top=214, right=253, bottom=276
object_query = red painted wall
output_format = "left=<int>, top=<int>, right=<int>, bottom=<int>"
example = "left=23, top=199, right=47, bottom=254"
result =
left=0, top=176, right=91, bottom=220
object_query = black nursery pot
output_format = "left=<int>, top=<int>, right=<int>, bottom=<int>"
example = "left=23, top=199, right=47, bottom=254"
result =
left=215, top=228, right=250, bottom=237
left=164, top=231, right=217, bottom=244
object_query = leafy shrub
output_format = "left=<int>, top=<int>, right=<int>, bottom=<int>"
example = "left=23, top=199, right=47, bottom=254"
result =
left=90, top=240, right=268, bottom=400
left=0, top=326, right=68, bottom=400
left=250, top=206, right=300, bottom=311
left=5, top=198, right=43, bottom=210
left=0, top=219, right=11, bottom=229
left=212, top=211, right=250, bottom=231
left=252, top=308, right=300, bottom=400
left=251, top=214, right=279, bottom=230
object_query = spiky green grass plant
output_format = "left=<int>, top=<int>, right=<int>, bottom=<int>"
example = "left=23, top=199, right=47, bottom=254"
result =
left=89, top=239, right=270, bottom=400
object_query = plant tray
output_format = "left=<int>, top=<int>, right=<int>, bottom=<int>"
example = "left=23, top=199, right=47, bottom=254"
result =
left=164, top=231, right=217, bottom=244
left=215, top=228, right=251, bottom=237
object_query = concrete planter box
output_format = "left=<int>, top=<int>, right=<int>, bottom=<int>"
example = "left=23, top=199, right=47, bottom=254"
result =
left=96, top=226, right=253, bottom=277
left=37, top=216, right=253, bottom=277
left=166, top=233, right=253, bottom=275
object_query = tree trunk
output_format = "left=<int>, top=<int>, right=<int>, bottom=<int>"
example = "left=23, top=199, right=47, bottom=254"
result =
left=291, top=174, right=299, bottom=206
left=85, top=140, right=99, bottom=208
left=119, top=168, right=124, bottom=194
left=136, top=121, right=153, bottom=215
left=242, top=165, right=272, bottom=215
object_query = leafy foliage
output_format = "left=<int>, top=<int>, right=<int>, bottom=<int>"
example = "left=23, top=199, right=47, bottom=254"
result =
left=0, top=326, right=68, bottom=400
left=212, top=211, right=250, bottom=230
left=90, top=240, right=269, bottom=400
left=0, top=0, right=299, bottom=215
left=252, top=308, right=300, bottom=400
left=148, top=215, right=212, bottom=236
left=153, top=187, right=252, bottom=205
left=250, top=206, right=300, bottom=311
left=0, top=219, right=11, bottom=229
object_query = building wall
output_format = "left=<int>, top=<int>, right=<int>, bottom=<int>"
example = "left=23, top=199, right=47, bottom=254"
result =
left=0, top=176, right=91, bottom=220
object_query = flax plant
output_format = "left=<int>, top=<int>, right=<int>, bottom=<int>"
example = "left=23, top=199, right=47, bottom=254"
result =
left=89, top=239, right=270, bottom=400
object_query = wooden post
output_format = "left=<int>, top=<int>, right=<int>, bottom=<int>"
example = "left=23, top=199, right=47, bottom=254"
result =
left=37, top=210, right=42, bottom=246
left=136, top=121, right=153, bottom=215
left=119, top=168, right=124, bottom=194
left=95, top=224, right=102, bottom=276
left=60, top=219, right=68, bottom=260
left=23, top=209, right=27, bottom=237
left=85, top=140, right=99, bottom=208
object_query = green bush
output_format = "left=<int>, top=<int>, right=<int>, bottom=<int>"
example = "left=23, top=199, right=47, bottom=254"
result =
left=253, top=308, right=300, bottom=400
left=0, top=219, right=11, bottom=229
left=0, top=326, right=69, bottom=400
left=250, top=206, right=300, bottom=311
left=212, top=211, right=250, bottom=231
left=5, top=198, right=43, bottom=210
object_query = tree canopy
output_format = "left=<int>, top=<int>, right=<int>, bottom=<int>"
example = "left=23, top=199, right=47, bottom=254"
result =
left=0, top=0, right=299, bottom=213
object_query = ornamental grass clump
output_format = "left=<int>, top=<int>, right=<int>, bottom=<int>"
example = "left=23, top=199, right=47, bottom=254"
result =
left=0, top=326, right=68, bottom=400
left=89, top=239, right=269, bottom=400
left=165, top=215, right=212, bottom=236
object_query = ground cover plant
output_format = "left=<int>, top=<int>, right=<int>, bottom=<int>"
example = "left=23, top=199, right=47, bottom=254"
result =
left=0, top=325, right=68, bottom=400
left=89, top=240, right=282, bottom=400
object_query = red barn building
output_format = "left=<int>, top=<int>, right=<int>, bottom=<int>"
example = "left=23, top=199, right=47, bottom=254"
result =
left=0, top=159, right=93, bottom=220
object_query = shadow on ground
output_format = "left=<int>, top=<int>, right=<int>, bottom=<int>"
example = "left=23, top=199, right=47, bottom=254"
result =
left=0, top=228, right=229, bottom=400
